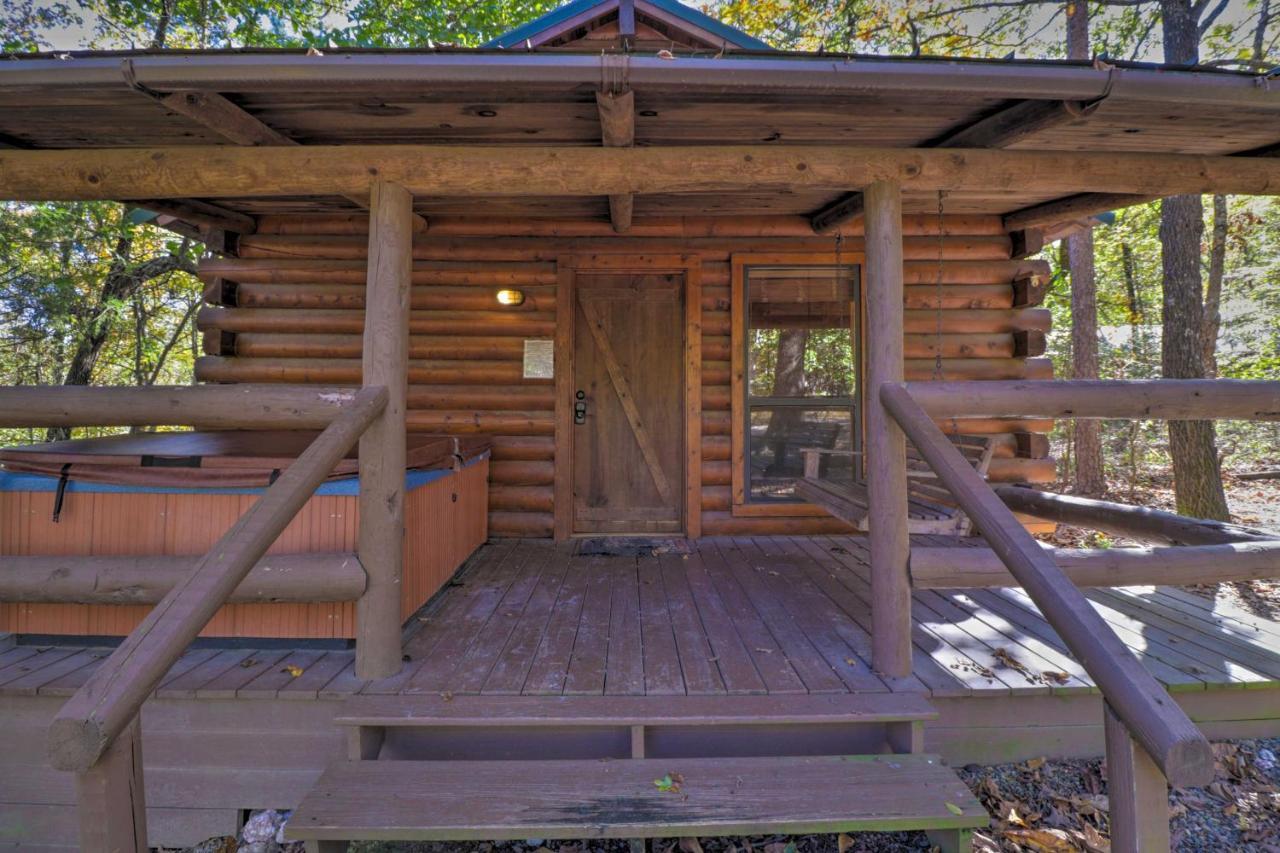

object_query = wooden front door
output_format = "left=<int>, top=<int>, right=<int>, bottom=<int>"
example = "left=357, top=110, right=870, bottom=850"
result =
left=571, top=273, right=684, bottom=534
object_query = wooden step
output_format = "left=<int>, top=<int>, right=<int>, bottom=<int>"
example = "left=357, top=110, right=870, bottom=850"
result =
left=336, top=692, right=938, bottom=728
left=285, top=754, right=986, bottom=845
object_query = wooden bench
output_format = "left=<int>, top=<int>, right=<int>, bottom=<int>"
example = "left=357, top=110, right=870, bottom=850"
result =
left=795, top=435, right=995, bottom=535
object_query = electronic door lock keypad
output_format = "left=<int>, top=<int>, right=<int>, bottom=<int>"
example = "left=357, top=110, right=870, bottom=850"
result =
left=574, top=390, right=587, bottom=425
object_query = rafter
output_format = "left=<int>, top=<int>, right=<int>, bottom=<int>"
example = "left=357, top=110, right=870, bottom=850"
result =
left=596, top=89, right=636, bottom=233
left=1003, top=192, right=1159, bottom=232
left=811, top=97, right=1103, bottom=233
left=155, top=90, right=295, bottom=147
left=132, top=198, right=256, bottom=235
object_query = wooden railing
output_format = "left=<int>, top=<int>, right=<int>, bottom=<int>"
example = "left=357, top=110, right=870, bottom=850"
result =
left=885, top=378, right=1280, bottom=852
left=0, top=383, right=387, bottom=850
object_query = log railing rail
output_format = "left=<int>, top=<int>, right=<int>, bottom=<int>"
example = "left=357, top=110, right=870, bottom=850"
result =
left=890, top=379, right=1280, bottom=850
left=0, top=383, right=388, bottom=851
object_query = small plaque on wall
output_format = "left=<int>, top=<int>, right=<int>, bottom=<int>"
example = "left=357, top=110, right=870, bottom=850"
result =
left=523, top=339, right=554, bottom=379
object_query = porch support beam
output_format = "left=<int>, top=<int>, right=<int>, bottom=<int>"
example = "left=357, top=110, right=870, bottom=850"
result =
left=7, top=145, right=1280, bottom=201
left=75, top=715, right=147, bottom=852
left=356, top=180, right=413, bottom=680
left=596, top=90, right=636, bottom=233
left=1104, top=702, right=1171, bottom=853
left=810, top=192, right=863, bottom=234
left=864, top=179, right=912, bottom=679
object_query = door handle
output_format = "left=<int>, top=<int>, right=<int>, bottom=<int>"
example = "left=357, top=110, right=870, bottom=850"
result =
left=574, top=390, right=587, bottom=425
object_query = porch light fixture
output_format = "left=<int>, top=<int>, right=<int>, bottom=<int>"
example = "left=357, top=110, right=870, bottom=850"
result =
left=496, top=289, right=525, bottom=306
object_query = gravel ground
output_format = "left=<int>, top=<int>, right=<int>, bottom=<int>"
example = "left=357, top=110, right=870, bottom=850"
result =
left=183, top=736, right=1280, bottom=853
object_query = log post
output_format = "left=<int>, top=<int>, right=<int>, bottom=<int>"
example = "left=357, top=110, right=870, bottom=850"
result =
left=75, top=715, right=147, bottom=852
left=1104, top=702, right=1171, bottom=853
left=356, top=181, right=413, bottom=679
left=864, top=179, right=912, bottom=679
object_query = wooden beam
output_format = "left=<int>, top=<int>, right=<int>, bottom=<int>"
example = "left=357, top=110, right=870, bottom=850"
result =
left=596, top=90, right=636, bottom=233
left=156, top=90, right=295, bottom=146
left=0, top=384, right=362, bottom=430
left=1104, top=702, right=1171, bottom=853
left=356, top=181, right=413, bottom=680
left=864, top=180, right=912, bottom=680
left=0, top=552, right=365, bottom=604
left=8, top=145, right=1280, bottom=201
left=880, top=382, right=1214, bottom=788
left=75, top=715, right=146, bottom=853
left=46, top=386, right=386, bottom=773
left=131, top=198, right=256, bottom=235
left=993, top=486, right=1280, bottom=546
left=903, top=379, right=1280, bottom=420
left=1004, top=192, right=1156, bottom=231
left=810, top=192, right=863, bottom=234
left=911, top=540, right=1280, bottom=588
left=932, top=99, right=1098, bottom=149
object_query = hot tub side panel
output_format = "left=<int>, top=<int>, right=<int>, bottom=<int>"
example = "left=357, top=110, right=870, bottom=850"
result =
left=0, top=458, right=489, bottom=639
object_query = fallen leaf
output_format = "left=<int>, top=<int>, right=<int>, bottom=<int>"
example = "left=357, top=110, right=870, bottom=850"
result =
left=946, top=801, right=965, bottom=816
left=239, top=658, right=260, bottom=668
left=281, top=664, right=303, bottom=677
left=837, top=833, right=853, bottom=853
left=1026, top=756, right=1047, bottom=770
left=1003, top=828, right=1076, bottom=852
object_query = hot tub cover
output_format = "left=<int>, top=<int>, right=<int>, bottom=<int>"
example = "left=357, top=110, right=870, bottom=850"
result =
left=0, top=431, right=491, bottom=488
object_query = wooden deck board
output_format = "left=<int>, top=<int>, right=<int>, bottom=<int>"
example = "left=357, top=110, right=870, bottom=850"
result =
left=6, top=536, right=1280, bottom=703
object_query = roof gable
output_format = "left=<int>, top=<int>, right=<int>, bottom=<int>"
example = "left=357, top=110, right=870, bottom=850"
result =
left=485, top=0, right=772, bottom=52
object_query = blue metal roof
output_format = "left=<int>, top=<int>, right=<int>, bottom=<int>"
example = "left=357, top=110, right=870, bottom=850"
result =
left=484, top=0, right=773, bottom=51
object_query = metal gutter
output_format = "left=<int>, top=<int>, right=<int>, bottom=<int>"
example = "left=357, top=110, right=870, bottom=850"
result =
left=0, top=52, right=1274, bottom=109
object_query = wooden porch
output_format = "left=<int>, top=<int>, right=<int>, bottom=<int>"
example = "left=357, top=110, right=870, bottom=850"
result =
left=5, top=533, right=1279, bottom=721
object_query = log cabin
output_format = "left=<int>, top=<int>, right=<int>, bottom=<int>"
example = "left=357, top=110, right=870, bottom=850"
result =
left=2, top=1, right=1280, bottom=850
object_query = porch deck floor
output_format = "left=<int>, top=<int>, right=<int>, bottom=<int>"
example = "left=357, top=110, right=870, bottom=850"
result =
left=4, top=535, right=1280, bottom=701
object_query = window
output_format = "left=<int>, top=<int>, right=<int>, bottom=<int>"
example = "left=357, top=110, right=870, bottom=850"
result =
left=738, top=263, right=861, bottom=505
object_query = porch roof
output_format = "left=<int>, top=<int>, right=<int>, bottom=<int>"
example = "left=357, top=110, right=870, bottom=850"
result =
left=1, top=48, right=1277, bottom=226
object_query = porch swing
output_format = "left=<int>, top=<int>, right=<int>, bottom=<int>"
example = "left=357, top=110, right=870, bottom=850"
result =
left=796, top=191, right=997, bottom=536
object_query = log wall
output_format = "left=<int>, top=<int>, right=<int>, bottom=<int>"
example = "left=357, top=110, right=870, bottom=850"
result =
left=196, top=215, right=1055, bottom=538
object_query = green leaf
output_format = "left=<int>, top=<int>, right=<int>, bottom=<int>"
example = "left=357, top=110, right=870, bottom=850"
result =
left=945, top=802, right=964, bottom=816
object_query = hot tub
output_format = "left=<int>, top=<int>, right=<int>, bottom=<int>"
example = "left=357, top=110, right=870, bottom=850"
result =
left=0, top=432, right=490, bottom=640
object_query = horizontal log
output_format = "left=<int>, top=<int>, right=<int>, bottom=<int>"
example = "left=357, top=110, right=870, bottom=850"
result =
left=489, top=435, right=555, bottom=461
left=911, top=541, right=1280, bottom=588
left=701, top=485, right=732, bottom=511
left=701, top=511, right=856, bottom=536
left=234, top=283, right=558, bottom=312
left=987, top=457, right=1057, bottom=483
left=905, top=379, right=1280, bottom=420
left=226, top=333, right=530, bottom=361
left=198, top=307, right=555, bottom=337
left=195, top=356, right=552, bottom=388
left=488, top=485, right=554, bottom=513
left=0, top=553, right=364, bottom=604
left=994, top=486, right=1280, bottom=546
left=200, top=258, right=556, bottom=286
left=0, top=384, right=359, bottom=429
left=407, top=410, right=554, bottom=435
left=490, top=460, right=555, bottom=486
left=256, top=213, right=1008, bottom=238
left=8, top=145, right=1280, bottom=200
left=234, top=234, right=1014, bottom=262
left=488, top=511, right=554, bottom=537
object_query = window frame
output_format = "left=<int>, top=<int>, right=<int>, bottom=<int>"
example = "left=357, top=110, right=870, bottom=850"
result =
left=729, top=253, right=866, bottom=518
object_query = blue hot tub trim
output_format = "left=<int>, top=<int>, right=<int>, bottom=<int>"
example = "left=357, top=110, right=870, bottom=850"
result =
left=0, top=451, right=489, bottom=497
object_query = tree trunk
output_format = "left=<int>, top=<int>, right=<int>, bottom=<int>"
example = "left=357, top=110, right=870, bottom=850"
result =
left=1067, top=230, right=1106, bottom=495
left=764, top=329, right=809, bottom=474
left=1203, top=194, right=1227, bottom=376
left=1159, top=0, right=1230, bottom=522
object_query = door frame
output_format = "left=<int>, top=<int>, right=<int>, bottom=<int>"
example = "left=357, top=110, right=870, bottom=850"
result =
left=554, top=254, right=702, bottom=540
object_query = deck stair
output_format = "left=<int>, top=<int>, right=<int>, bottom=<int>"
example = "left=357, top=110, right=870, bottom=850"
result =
left=286, top=694, right=987, bottom=851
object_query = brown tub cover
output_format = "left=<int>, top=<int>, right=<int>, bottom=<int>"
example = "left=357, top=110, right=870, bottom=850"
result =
left=0, top=431, right=492, bottom=488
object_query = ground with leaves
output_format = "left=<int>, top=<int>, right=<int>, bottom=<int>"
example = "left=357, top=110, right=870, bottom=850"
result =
left=186, top=736, right=1280, bottom=853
